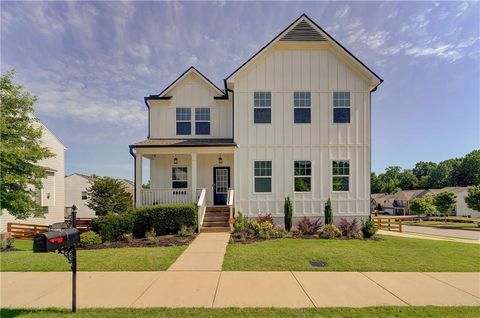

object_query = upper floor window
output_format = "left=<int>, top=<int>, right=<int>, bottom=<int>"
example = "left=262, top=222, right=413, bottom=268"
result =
left=176, top=108, right=191, bottom=135
left=332, top=160, right=349, bottom=191
left=333, top=92, right=350, bottom=123
left=294, top=160, right=312, bottom=192
left=195, top=108, right=210, bottom=135
left=81, top=191, right=88, bottom=200
left=172, top=167, right=188, bottom=189
left=294, top=92, right=311, bottom=123
left=254, top=161, right=272, bottom=192
left=254, top=92, right=271, bottom=123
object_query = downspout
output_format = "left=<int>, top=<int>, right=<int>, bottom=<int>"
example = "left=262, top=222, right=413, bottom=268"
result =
left=129, top=146, right=137, bottom=207
left=225, top=79, right=234, bottom=141
left=144, top=97, right=150, bottom=139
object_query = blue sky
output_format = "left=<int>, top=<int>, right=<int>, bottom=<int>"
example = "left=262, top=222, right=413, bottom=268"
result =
left=2, top=1, right=479, bottom=181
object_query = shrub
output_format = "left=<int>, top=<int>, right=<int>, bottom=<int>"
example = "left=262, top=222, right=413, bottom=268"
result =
left=284, top=196, right=293, bottom=231
left=80, top=231, right=102, bottom=246
left=319, top=224, right=341, bottom=239
left=338, top=218, right=360, bottom=239
left=233, top=212, right=247, bottom=233
left=256, top=212, right=274, bottom=224
left=296, top=217, right=321, bottom=235
left=133, top=203, right=197, bottom=237
left=361, top=219, right=377, bottom=238
left=324, top=198, right=333, bottom=225
left=91, top=212, right=135, bottom=242
left=178, top=225, right=195, bottom=237
left=122, top=233, right=133, bottom=243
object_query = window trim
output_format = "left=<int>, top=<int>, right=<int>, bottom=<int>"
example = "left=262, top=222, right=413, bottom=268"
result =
left=293, top=160, right=313, bottom=193
left=331, top=160, right=350, bottom=192
left=293, top=91, right=311, bottom=124
left=332, top=91, right=352, bottom=124
left=253, top=160, right=273, bottom=194
left=172, top=167, right=188, bottom=189
left=176, top=108, right=192, bottom=135
left=194, top=107, right=210, bottom=135
left=253, top=91, right=272, bottom=124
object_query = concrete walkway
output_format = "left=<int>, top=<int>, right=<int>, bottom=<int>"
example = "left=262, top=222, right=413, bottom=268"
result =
left=1, top=271, right=479, bottom=308
left=402, top=225, right=480, bottom=240
left=379, top=229, right=480, bottom=244
left=167, top=233, right=230, bottom=271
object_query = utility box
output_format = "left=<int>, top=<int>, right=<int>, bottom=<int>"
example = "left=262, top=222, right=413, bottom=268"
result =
left=33, top=228, right=80, bottom=253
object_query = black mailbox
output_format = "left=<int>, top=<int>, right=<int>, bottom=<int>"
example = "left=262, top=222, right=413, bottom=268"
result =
left=33, top=228, right=80, bottom=253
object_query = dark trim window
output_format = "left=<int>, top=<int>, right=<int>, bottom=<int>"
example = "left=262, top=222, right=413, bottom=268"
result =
left=176, top=108, right=191, bottom=135
left=294, top=92, right=311, bottom=123
left=333, top=92, right=351, bottom=123
left=42, top=206, right=49, bottom=214
left=172, top=167, right=188, bottom=189
left=332, top=160, right=350, bottom=191
left=81, top=191, right=88, bottom=200
left=254, top=161, right=272, bottom=192
left=254, top=92, right=271, bottom=123
left=294, top=160, right=312, bottom=192
left=195, top=108, right=210, bottom=135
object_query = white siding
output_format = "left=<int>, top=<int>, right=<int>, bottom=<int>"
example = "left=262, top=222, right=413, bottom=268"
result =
left=149, top=72, right=233, bottom=139
left=232, top=42, right=371, bottom=218
left=456, top=189, right=480, bottom=218
left=65, top=174, right=96, bottom=218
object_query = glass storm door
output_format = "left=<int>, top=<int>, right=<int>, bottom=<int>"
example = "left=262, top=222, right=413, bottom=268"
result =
left=213, top=167, right=230, bottom=205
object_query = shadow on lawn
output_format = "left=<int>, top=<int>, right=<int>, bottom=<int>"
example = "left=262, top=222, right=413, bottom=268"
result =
left=0, top=308, right=68, bottom=318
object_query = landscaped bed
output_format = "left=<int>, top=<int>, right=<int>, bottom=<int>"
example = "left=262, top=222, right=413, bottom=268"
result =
left=1, top=307, right=479, bottom=318
left=223, top=235, right=480, bottom=272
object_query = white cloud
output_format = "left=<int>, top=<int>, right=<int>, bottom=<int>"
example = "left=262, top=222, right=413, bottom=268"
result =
left=335, top=5, right=350, bottom=19
left=456, top=2, right=469, bottom=17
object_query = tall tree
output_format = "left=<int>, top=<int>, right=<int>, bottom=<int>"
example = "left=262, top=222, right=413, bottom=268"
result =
left=412, top=161, right=437, bottom=180
left=371, top=172, right=382, bottom=193
left=456, top=150, right=480, bottom=186
left=0, top=71, right=53, bottom=219
left=465, top=185, right=480, bottom=213
left=86, top=176, right=133, bottom=216
left=409, top=196, right=435, bottom=215
left=433, top=192, right=457, bottom=218
left=399, top=170, right=418, bottom=190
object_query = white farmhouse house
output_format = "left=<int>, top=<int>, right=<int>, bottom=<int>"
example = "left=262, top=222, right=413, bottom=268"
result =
left=0, top=120, right=66, bottom=232
left=129, top=14, right=382, bottom=231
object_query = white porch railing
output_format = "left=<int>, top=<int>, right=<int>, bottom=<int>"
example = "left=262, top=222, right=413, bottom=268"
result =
left=227, top=188, right=235, bottom=232
left=141, top=188, right=192, bottom=206
left=197, top=188, right=207, bottom=232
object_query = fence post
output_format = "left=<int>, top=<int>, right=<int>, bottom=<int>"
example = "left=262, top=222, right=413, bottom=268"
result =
left=388, top=218, right=391, bottom=231
left=399, top=218, right=402, bottom=232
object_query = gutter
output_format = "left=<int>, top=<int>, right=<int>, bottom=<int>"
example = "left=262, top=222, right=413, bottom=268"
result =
left=129, top=146, right=137, bottom=207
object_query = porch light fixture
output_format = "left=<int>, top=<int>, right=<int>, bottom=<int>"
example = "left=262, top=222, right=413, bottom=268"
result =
left=218, top=156, right=223, bottom=164
left=173, top=156, right=178, bottom=165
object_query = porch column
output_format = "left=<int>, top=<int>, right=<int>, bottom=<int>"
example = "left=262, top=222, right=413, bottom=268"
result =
left=135, top=153, right=143, bottom=207
left=191, top=153, right=197, bottom=202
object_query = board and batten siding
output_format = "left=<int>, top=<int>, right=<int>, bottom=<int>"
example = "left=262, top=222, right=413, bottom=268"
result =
left=149, top=72, right=232, bottom=139
left=232, top=42, right=371, bottom=217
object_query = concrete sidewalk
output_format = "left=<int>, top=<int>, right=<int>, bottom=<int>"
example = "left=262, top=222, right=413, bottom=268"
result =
left=378, top=229, right=480, bottom=244
left=1, top=271, right=479, bottom=308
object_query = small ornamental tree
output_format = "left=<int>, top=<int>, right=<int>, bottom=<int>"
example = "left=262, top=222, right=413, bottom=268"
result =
left=465, top=185, right=480, bottom=213
left=324, top=198, right=333, bottom=225
left=284, top=196, right=293, bottom=231
left=86, top=176, right=133, bottom=216
left=409, top=196, right=435, bottom=216
left=433, top=191, right=456, bottom=219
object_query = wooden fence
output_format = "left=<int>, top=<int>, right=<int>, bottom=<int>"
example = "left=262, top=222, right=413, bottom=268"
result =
left=372, top=217, right=403, bottom=232
left=64, top=218, right=93, bottom=233
left=7, top=223, right=50, bottom=239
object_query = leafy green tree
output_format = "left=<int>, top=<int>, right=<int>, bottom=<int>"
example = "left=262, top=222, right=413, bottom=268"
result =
left=399, top=170, right=418, bottom=190
left=433, top=192, right=456, bottom=218
left=409, top=196, right=435, bottom=215
left=371, top=172, right=383, bottom=193
left=456, top=150, right=480, bottom=186
left=413, top=161, right=437, bottom=180
left=86, top=176, right=133, bottom=216
left=465, top=185, right=480, bottom=212
left=0, top=71, right=53, bottom=219
left=324, top=198, right=333, bottom=225
left=284, top=196, right=293, bottom=231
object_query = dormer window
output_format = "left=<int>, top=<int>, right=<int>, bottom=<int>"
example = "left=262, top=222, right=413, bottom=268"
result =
left=195, top=108, right=210, bottom=135
left=176, top=108, right=191, bottom=135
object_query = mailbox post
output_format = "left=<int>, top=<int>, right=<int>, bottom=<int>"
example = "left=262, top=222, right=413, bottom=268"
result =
left=33, top=204, right=79, bottom=312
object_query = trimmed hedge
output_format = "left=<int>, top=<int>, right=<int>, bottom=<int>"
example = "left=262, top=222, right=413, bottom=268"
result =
left=133, top=203, right=197, bottom=237
left=91, top=212, right=135, bottom=242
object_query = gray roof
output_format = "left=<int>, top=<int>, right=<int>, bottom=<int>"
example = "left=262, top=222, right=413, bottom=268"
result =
left=130, top=138, right=236, bottom=147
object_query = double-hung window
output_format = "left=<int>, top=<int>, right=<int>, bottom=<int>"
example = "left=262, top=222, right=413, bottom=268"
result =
left=254, top=92, right=271, bottom=123
left=332, top=160, right=350, bottom=191
left=333, top=92, right=351, bottom=123
left=81, top=191, right=88, bottom=200
left=176, top=108, right=191, bottom=135
left=294, top=160, right=312, bottom=192
left=294, top=92, right=311, bottom=123
left=254, top=161, right=272, bottom=192
left=172, top=167, right=188, bottom=189
left=195, top=108, right=210, bottom=135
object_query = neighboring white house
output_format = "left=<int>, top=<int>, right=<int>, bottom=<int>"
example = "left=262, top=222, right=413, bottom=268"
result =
left=65, top=173, right=135, bottom=219
left=429, top=187, right=479, bottom=218
left=0, top=120, right=66, bottom=232
left=129, top=14, right=382, bottom=229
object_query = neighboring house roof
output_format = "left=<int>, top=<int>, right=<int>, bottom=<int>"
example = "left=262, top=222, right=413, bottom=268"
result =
left=392, top=189, right=429, bottom=201
left=40, top=165, right=58, bottom=172
left=131, top=138, right=237, bottom=148
left=146, top=66, right=224, bottom=101
left=371, top=193, right=387, bottom=199
left=225, top=13, right=383, bottom=91
left=428, top=187, right=469, bottom=195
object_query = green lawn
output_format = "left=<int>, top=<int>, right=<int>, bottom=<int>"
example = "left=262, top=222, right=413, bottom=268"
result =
left=1, top=240, right=185, bottom=271
left=1, top=307, right=479, bottom=318
left=223, top=235, right=480, bottom=272
left=404, top=221, right=480, bottom=231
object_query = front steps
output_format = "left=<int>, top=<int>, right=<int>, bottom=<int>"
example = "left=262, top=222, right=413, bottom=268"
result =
left=201, top=206, right=230, bottom=233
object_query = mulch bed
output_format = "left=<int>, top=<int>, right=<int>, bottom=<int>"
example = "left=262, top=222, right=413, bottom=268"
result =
left=78, top=234, right=197, bottom=250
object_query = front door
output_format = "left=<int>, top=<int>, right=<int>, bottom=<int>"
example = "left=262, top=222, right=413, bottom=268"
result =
left=213, top=167, right=230, bottom=205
